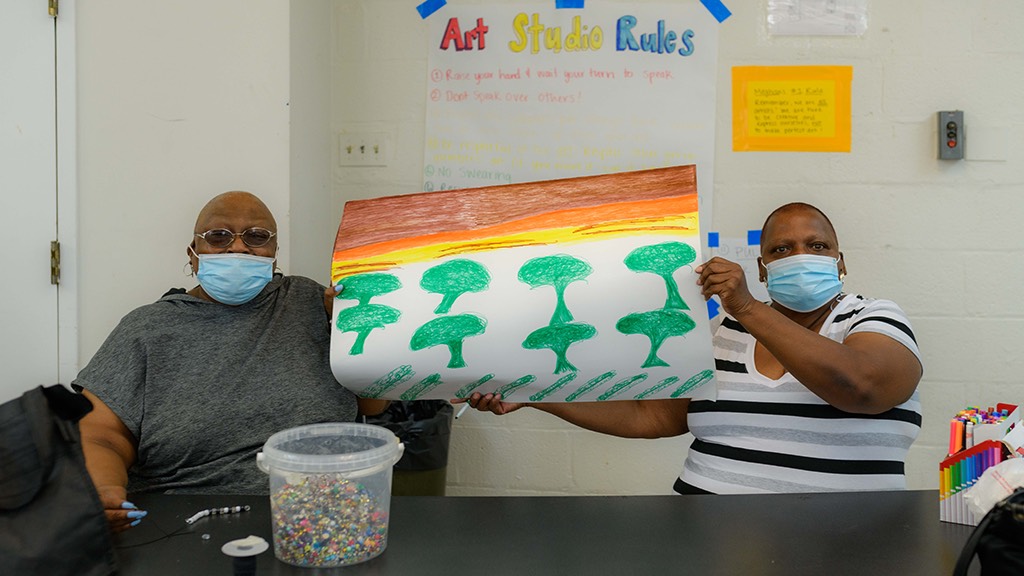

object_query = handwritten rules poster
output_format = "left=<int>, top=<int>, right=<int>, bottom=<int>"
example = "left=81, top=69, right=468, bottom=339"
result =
left=423, top=3, right=719, bottom=221
left=330, top=166, right=716, bottom=403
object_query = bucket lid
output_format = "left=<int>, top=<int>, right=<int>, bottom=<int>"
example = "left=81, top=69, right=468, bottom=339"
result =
left=260, top=422, right=401, bottom=474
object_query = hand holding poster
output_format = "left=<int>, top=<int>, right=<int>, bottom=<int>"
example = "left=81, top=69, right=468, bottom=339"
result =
left=330, top=166, right=715, bottom=402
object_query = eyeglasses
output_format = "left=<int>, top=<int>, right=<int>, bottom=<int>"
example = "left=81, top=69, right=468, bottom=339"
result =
left=195, top=227, right=276, bottom=248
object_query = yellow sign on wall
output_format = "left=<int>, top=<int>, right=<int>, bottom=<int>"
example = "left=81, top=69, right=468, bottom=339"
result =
left=732, top=66, right=852, bottom=152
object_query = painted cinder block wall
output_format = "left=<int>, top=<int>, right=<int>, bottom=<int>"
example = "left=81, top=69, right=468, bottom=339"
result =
left=330, top=0, right=1024, bottom=495
left=71, top=0, right=1023, bottom=497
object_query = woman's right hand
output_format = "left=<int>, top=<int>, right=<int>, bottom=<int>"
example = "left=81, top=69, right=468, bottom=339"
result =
left=455, top=392, right=525, bottom=416
left=96, top=485, right=147, bottom=533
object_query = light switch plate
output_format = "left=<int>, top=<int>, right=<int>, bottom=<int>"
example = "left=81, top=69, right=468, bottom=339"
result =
left=339, top=132, right=389, bottom=167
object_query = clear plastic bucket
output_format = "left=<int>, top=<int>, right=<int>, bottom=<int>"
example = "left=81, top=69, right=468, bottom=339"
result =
left=257, top=423, right=403, bottom=567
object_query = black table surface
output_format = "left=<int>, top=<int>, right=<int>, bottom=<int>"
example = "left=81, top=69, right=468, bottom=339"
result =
left=114, top=490, right=977, bottom=576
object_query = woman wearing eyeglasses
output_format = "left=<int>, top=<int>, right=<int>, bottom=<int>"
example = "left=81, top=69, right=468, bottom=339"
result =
left=73, top=191, right=388, bottom=532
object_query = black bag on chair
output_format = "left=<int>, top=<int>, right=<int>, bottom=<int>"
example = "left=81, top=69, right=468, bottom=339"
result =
left=0, top=385, right=117, bottom=576
left=954, top=487, right=1024, bottom=576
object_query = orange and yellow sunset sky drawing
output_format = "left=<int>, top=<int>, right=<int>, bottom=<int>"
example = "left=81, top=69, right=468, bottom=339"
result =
left=332, top=165, right=699, bottom=282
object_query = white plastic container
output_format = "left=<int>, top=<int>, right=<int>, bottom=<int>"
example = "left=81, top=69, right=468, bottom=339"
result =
left=257, top=422, right=403, bottom=567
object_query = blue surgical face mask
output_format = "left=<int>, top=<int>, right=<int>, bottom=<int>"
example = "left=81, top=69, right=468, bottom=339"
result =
left=191, top=248, right=274, bottom=305
left=763, top=254, right=843, bottom=313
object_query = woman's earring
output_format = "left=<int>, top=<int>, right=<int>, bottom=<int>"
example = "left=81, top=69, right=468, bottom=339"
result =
left=183, top=261, right=194, bottom=277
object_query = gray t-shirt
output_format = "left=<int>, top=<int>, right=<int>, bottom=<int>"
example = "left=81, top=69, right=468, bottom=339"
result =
left=73, top=275, right=358, bottom=494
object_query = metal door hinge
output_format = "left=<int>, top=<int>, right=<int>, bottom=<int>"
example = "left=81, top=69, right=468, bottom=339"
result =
left=50, top=241, right=60, bottom=285
left=49, top=0, right=58, bottom=18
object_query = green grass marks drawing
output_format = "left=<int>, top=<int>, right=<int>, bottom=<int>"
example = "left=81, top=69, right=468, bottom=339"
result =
left=363, top=365, right=414, bottom=398
left=670, top=369, right=714, bottom=398
left=529, top=373, right=578, bottom=402
left=335, top=272, right=402, bottom=306
left=624, top=241, right=696, bottom=310
left=454, top=374, right=496, bottom=398
left=522, top=322, right=597, bottom=374
left=400, top=373, right=444, bottom=401
left=420, top=259, right=491, bottom=314
left=597, top=374, right=650, bottom=401
left=634, top=376, right=681, bottom=400
left=410, top=313, right=487, bottom=368
left=565, top=370, right=616, bottom=402
left=336, top=303, right=401, bottom=355
left=519, top=254, right=593, bottom=325
left=616, top=309, right=695, bottom=368
left=493, top=375, right=537, bottom=399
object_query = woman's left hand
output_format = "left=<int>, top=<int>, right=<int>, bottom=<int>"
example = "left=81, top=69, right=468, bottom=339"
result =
left=695, top=257, right=757, bottom=317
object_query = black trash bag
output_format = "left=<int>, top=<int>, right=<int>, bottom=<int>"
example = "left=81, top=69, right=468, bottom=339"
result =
left=366, top=400, right=453, bottom=471
left=0, top=385, right=116, bottom=576
left=954, top=487, right=1024, bottom=576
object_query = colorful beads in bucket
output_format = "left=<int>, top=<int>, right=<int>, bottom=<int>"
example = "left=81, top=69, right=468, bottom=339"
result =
left=257, top=423, right=403, bottom=567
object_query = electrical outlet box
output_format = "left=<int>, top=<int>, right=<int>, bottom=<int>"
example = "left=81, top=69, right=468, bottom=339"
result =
left=938, top=110, right=964, bottom=160
left=339, top=132, right=389, bottom=167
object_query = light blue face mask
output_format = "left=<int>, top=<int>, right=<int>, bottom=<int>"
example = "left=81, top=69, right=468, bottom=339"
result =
left=763, top=254, right=843, bottom=313
left=192, top=250, right=274, bottom=305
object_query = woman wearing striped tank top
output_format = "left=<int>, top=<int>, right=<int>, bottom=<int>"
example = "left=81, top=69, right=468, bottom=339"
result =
left=460, top=202, right=923, bottom=495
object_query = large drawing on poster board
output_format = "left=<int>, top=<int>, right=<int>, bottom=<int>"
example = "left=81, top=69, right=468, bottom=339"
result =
left=330, top=165, right=715, bottom=402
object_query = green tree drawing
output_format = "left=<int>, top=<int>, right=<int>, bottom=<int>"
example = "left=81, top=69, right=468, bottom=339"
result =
left=410, top=313, right=487, bottom=368
left=616, top=309, right=696, bottom=368
left=623, top=241, right=696, bottom=310
left=518, top=254, right=593, bottom=325
left=522, top=322, right=597, bottom=374
left=336, top=303, right=401, bottom=355
left=420, top=259, right=491, bottom=314
left=336, top=272, right=402, bottom=305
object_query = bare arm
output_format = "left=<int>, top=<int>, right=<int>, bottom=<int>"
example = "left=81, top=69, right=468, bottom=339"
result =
left=697, top=257, right=922, bottom=414
left=457, top=393, right=691, bottom=439
left=79, top=390, right=142, bottom=532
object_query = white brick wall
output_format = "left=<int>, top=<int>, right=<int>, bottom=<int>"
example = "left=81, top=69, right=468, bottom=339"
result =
left=331, top=0, right=1024, bottom=495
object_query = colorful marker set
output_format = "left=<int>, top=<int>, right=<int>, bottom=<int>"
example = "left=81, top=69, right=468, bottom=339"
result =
left=939, top=402, right=1019, bottom=525
left=947, top=403, right=1018, bottom=454
left=939, top=439, right=1005, bottom=525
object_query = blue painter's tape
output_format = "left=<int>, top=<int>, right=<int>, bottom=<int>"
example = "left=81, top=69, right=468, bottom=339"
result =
left=747, top=230, right=761, bottom=245
left=699, top=0, right=732, bottom=23
left=555, top=0, right=585, bottom=8
left=416, top=0, right=446, bottom=19
left=707, top=232, right=719, bottom=248
left=707, top=298, right=720, bottom=320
